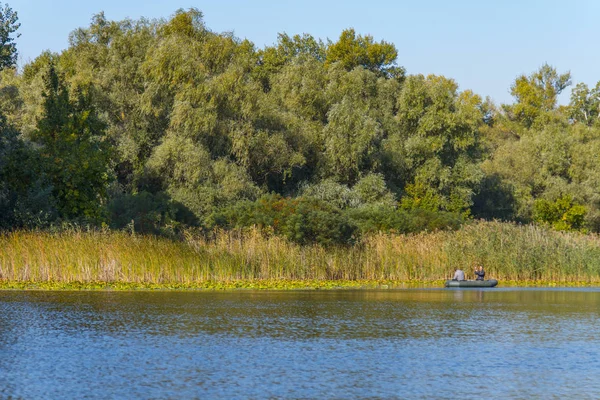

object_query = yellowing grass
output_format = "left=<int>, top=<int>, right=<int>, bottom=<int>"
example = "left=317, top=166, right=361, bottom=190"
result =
left=1, top=221, right=600, bottom=287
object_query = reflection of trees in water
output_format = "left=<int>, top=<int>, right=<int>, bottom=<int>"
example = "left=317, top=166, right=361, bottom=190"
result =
left=1, top=289, right=598, bottom=342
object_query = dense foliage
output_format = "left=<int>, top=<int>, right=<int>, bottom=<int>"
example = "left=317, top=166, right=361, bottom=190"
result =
left=2, top=6, right=600, bottom=244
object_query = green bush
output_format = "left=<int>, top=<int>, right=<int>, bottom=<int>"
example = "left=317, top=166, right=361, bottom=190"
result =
left=352, top=173, right=396, bottom=207
left=107, top=191, right=198, bottom=235
left=282, top=199, right=356, bottom=245
left=214, top=194, right=356, bottom=245
left=405, top=208, right=465, bottom=232
left=299, top=174, right=396, bottom=209
left=345, top=204, right=410, bottom=234
left=346, top=204, right=464, bottom=235
left=214, top=195, right=463, bottom=244
left=299, top=180, right=361, bottom=209
left=533, top=195, right=587, bottom=232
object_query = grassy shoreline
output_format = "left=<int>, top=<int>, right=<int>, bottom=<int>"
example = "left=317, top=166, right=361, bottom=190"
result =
left=2, top=220, right=600, bottom=290
left=0, top=279, right=598, bottom=291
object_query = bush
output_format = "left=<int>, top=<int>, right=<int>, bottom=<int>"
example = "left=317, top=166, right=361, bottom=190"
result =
left=299, top=180, right=361, bottom=209
left=346, top=205, right=465, bottom=235
left=214, top=194, right=356, bottom=245
left=404, top=208, right=465, bottom=232
left=352, top=173, right=396, bottom=207
left=345, top=204, right=410, bottom=234
left=283, top=199, right=356, bottom=245
left=106, top=191, right=198, bottom=235
left=214, top=195, right=463, bottom=244
left=299, top=174, right=397, bottom=209
left=533, top=195, right=586, bottom=232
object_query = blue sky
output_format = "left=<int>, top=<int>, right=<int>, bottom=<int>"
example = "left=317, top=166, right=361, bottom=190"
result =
left=11, top=0, right=600, bottom=104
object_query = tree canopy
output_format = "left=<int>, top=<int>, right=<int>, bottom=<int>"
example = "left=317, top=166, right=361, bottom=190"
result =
left=0, top=7, right=599, bottom=242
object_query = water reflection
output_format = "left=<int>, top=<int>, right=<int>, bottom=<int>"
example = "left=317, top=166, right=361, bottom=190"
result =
left=1, top=289, right=599, bottom=341
left=0, top=288, right=599, bottom=398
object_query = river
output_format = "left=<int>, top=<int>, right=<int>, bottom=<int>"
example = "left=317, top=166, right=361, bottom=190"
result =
left=1, top=288, right=599, bottom=399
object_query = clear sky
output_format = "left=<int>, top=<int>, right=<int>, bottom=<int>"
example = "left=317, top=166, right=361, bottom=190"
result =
left=10, top=0, right=600, bottom=104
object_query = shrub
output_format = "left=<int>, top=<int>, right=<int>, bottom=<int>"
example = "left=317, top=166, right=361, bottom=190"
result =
left=214, top=194, right=356, bottom=245
left=106, top=191, right=198, bottom=235
left=352, top=173, right=396, bottom=207
left=299, top=179, right=361, bottom=209
left=533, top=195, right=586, bottom=232
left=346, top=204, right=464, bottom=235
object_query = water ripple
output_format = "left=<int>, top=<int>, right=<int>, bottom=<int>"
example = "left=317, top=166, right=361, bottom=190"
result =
left=0, top=288, right=599, bottom=398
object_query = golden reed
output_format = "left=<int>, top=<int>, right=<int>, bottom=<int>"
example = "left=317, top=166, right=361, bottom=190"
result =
left=1, top=221, right=599, bottom=285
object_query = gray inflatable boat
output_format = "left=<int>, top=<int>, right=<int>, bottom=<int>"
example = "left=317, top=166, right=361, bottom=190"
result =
left=445, top=279, right=498, bottom=288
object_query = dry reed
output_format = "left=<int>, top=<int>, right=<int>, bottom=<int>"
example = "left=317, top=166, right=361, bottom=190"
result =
left=1, top=220, right=600, bottom=286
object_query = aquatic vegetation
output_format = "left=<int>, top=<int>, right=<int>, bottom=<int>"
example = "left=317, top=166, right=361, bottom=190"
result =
left=0, top=220, right=600, bottom=289
left=0, top=279, right=434, bottom=291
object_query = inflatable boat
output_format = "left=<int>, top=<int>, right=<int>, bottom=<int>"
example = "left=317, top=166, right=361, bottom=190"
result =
left=445, top=279, right=498, bottom=288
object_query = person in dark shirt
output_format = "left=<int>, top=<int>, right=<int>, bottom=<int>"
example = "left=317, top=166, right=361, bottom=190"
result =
left=474, top=265, right=485, bottom=281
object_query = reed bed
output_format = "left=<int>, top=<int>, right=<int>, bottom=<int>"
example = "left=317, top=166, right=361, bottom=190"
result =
left=1, top=220, right=600, bottom=287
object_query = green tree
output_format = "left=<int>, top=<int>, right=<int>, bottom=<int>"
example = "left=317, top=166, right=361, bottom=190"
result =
left=68, top=15, right=161, bottom=189
left=0, top=2, right=20, bottom=69
left=322, top=97, right=382, bottom=184
left=507, top=64, right=571, bottom=128
left=569, top=82, right=600, bottom=126
left=325, top=28, right=404, bottom=79
left=32, top=65, right=112, bottom=222
left=477, top=120, right=600, bottom=226
left=393, top=75, right=484, bottom=214
left=255, top=33, right=325, bottom=90
left=533, top=195, right=586, bottom=232
left=320, top=66, right=397, bottom=185
left=146, top=133, right=261, bottom=223
left=0, top=113, right=56, bottom=228
left=270, top=55, right=329, bottom=122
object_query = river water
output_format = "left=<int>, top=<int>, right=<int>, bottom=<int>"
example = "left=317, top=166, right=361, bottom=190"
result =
left=1, top=288, right=599, bottom=399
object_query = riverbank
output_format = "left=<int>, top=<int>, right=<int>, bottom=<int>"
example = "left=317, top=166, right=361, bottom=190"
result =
left=0, top=279, right=598, bottom=291
left=0, top=279, right=431, bottom=291
left=1, top=220, right=600, bottom=288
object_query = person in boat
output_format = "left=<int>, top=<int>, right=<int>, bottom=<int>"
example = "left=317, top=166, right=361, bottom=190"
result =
left=474, top=265, right=485, bottom=281
left=452, top=268, right=466, bottom=281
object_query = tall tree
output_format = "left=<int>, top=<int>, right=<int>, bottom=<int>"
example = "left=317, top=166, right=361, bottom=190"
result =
left=0, top=2, right=19, bottom=69
left=393, top=75, right=485, bottom=214
left=508, top=64, right=571, bottom=128
left=569, top=82, right=600, bottom=126
left=255, top=33, right=326, bottom=90
left=32, top=65, right=112, bottom=222
left=325, top=28, right=404, bottom=79
left=0, top=112, right=57, bottom=228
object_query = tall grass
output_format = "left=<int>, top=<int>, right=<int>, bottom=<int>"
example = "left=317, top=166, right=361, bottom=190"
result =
left=1, top=220, right=600, bottom=285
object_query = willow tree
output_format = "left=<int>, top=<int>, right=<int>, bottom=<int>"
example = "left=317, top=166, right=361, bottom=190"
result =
left=145, top=133, right=261, bottom=222
left=569, top=82, right=600, bottom=126
left=325, top=28, right=404, bottom=80
left=391, top=75, right=484, bottom=214
left=256, top=32, right=326, bottom=91
left=507, top=64, right=571, bottom=129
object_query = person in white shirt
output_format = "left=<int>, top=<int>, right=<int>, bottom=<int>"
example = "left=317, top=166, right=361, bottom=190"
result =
left=453, top=268, right=466, bottom=281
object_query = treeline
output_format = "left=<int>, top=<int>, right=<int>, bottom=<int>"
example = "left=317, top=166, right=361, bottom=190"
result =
left=1, top=7, right=600, bottom=244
